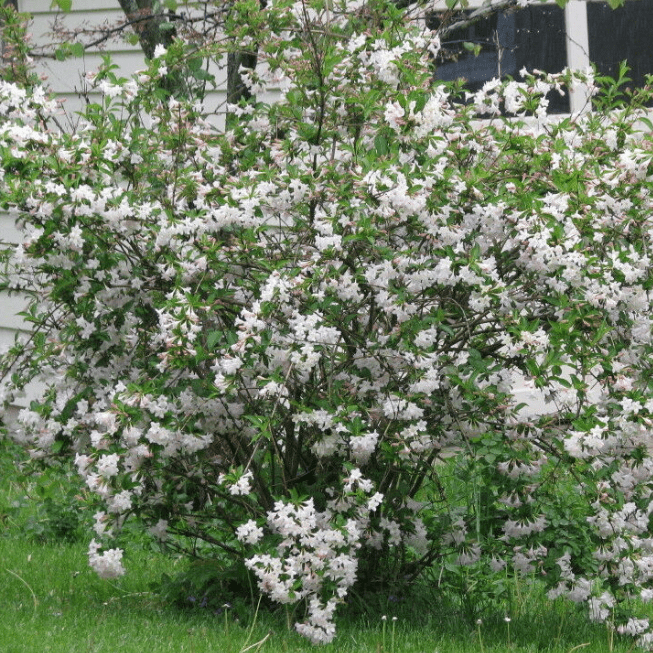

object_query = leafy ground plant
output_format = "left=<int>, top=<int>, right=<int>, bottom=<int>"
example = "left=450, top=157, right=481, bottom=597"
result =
left=0, top=437, right=88, bottom=543
left=4, top=0, right=653, bottom=646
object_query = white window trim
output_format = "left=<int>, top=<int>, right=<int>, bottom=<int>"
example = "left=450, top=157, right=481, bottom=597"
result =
left=564, top=0, right=591, bottom=112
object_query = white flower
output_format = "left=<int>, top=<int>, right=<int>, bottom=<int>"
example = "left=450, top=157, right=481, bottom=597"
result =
left=74, top=453, right=92, bottom=476
left=236, top=520, right=264, bottom=545
left=153, top=44, right=167, bottom=59
left=367, top=492, right=384, bottom=511
left=457, top=544, right=481, bottom=566
left=502, top=515, right=547, bottom=538
left=568, top=578, right=592, bottom=603
left=405, top=518, right=428, bottom=555
left=108, top=490, right=132, bottom=513
left=148, top=519, right=169, bottom=540
left=96, top=453, right=120, bottom=478
left=314, top=234, right=342, bottom=251
left=490, top=556, right=507, bottom=572
left=229, top=471, right=254, bottom=496
left=97, top=80, right=122, bottom=98
left=93, top=511, right=109, bottom=537
left=221, top=356, right=243, bottom=375
left=349, top=431, right=379, bottom=464
left=618, top=618, right=649, bottom=636
left=384, top=101, right=404, bottom=131
left=88, top=540, right=125, bottom=579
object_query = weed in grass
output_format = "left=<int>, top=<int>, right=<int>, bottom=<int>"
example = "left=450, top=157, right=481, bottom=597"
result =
left=475, top=619, right=485, bottom=653
left=224, top=602, right=233, bottom=644
left=156, top=555, right=263, bottom=626
left=238, top=596, right=270, bottom=653
left=0, top=536, right=645, bottom=653
left=504, top=616, right=511, bottom=649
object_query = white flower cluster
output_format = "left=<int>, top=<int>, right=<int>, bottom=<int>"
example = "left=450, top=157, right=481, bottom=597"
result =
left=244, top=471, right=378, bottom=644
left=219, top=470, right=254, bottom=496
left=88, top=540, right=125, bottom=579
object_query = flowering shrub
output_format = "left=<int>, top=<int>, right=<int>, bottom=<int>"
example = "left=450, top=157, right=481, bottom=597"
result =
left=4, top=0, right=653, bottom=645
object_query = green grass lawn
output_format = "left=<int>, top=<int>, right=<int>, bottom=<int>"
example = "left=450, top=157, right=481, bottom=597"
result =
left=0, top=437, right=643, bottom=652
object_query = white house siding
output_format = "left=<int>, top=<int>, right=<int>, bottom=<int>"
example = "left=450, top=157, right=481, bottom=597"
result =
left=0, top=1, right=236, bottom=417
left=26, top=0, right=234, bottom=116
left=1, top=1, right=154, bottom=415
left=29, top=0, right=157, bottom=118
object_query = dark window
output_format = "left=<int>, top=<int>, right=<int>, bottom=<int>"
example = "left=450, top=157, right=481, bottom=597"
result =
left=588, top=0, right=653, bottom=91
left=431, top=5, right=568, bottom=112
left=433, top=12, right=508, bottom=83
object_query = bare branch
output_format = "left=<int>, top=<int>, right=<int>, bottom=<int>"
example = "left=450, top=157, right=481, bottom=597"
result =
left=437, top=0, right=521, bottom=39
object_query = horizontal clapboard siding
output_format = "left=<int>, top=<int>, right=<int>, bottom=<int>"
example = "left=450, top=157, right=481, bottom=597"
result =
left=2, top=1, right=234, bottom=413
left=0, top=209, right=21, bottom=246
left=1, top=0, right=151, bottom=333
left=24, top=0, right=229, bottom=112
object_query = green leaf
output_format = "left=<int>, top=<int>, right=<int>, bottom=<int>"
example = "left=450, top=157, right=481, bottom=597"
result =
left=51, top=440, right=66, bottom=454
left=374, top=134, right=388, bottom=156
left=188, top=57, right=203, bottom=72
left=53, top=42, right=84, bottom=60
left=51, top=0, right=72, bottom=11
left=190, top=68, right=215, bottom=83
left=70, top=42, right=85, bottom=58
left=206, top=330, right=222, bottom=350
left=462, top=42, right=482, bottom=57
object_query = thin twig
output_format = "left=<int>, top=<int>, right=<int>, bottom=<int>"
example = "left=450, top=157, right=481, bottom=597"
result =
left=240, top=632, right=271, bottom=652
left=5, top=568, right=39, bottom=613
left=437, top=0, right=520, bottom=39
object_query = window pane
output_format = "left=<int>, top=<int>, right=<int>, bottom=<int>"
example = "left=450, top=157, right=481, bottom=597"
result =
left=588, top=0, right=653, bottom=91
left=432, top=5, right=568, bottom=112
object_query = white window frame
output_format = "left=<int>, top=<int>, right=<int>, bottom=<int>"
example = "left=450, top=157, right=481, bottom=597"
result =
left=564, top=0, right=591, bottom=112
